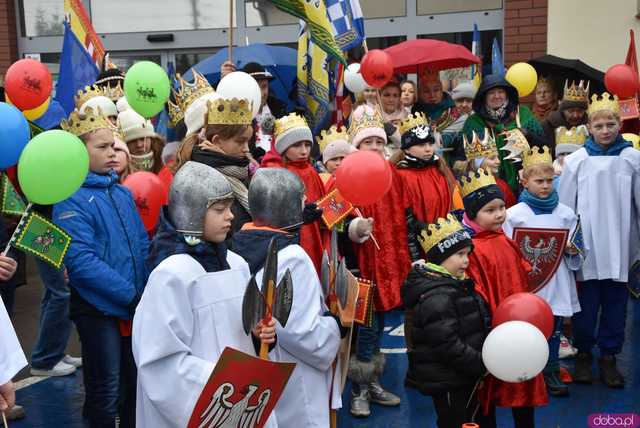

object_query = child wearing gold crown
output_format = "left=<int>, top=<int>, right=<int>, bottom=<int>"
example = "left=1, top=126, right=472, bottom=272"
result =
left=317, top=125, right=356, bottom=189
left=53, top=107, right=150, bottom=427
left=503, top=143, right=582, bottom=397
left=558, top=92, right=640, bottom=388
left=461, top=169, right=547, bottom=427
left=402, top=214, right=495, bottom=428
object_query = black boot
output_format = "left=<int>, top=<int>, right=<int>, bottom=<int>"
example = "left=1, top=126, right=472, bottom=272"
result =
left=573, top=352, right=593, bottom=384
left=599, top=355, right=625, bottom=388
left=544, top=371, right=569, bottom=396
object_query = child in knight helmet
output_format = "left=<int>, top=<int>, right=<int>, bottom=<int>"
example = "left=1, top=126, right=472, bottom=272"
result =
left=558, top=92, right=640, bottom=388
left=402, top=214, right=494, bottom=428
left=502, top=140, right=582, bottom=397
left=461, top=169, right=548, bottom=428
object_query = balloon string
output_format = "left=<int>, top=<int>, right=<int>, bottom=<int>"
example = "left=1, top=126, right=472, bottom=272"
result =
left=353, top=208, right=380, bottom=251
left=2, top=203, right=33, bottom=257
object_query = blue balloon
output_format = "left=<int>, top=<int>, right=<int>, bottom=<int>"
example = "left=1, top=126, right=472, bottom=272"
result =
left=0, top=102, right=30, bottom=169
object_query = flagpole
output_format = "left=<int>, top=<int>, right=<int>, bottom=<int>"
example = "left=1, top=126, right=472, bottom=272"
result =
left=228, top=0, right=234, bottom=63
left=1, top=203, right=33, bottom=257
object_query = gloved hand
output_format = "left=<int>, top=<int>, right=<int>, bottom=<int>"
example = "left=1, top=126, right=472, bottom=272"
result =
left=302, top=203, right=323, bottom=225
left=384, top=122, right=397, bottom=139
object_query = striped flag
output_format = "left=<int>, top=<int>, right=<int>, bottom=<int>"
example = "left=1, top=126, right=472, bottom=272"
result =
left=326, top=0, right=365, bottom=51
left=64, top=0, right=105, bottom=69
left=470, top=23, right=482, bottom=89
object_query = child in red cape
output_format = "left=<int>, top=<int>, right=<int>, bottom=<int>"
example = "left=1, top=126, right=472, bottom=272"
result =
left=270, top=113, right=327, bottom=273
left=460, top=168, right=548, bottom=427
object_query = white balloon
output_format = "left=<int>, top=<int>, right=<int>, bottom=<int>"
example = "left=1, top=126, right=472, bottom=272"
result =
left=482, top=321, right=548, bottom=383
left=344, top=63, right=369, bottom=94
left=216, top=71, right=262, bottom=118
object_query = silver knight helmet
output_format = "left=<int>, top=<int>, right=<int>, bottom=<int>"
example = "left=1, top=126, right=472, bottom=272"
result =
left=169, top=161, right=233, bottom=239
left=248, top=168, right=304, bottom=229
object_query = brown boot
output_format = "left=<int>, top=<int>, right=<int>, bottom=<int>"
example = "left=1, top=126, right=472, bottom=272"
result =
left=599, top=355, right=625, bottom=388
left=573, top=352, right=593, bottom=384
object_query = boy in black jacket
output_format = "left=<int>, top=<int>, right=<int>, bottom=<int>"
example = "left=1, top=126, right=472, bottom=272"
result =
left=402, top=214, right=494, bottom=428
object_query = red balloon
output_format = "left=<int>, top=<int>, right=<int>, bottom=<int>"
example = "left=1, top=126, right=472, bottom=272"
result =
left=492, top=292, right=554, bottom=339
left=360, top=49, right=394, bottom=89
left=157, top=165, right=174, bottom=204
left=604, top=64, right=640, bottom=99
left=335, top=150, right=392, bottom=206
left=123, top=172, right=167, bottom=233
left=4, top=59, right=53, bottom=111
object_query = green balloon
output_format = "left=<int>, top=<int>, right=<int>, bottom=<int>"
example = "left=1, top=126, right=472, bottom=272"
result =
left=18, top=130, right=89, bottom=205
left=124, top=61, right=170, bottom=118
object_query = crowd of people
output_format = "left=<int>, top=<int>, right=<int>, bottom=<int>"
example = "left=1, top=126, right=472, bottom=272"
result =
left=1, top=54, right=639, bottom=428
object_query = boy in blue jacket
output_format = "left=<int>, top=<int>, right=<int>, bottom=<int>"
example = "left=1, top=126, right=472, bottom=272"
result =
left=54, top=107, right=149, bottom=428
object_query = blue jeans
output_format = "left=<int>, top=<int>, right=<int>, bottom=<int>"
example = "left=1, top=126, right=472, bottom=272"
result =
left=545, top=316, right=563, bottom=373
left=356, top=311, right=385, bottom=362
left=572, top=279, right=629, bottom=355
left=74, top=316, right=137, bottom=428
left=31, top=261, right=72, bottom=369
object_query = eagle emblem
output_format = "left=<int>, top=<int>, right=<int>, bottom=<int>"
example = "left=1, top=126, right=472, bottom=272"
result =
left=198, top=383, right=270, bottom=428
left=513, top=227, right=569, bottom=293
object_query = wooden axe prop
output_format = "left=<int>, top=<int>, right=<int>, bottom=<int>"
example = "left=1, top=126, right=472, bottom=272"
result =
left=321, top=228, right=350, bottom=317
left=242, top=237, right=293, bottom=360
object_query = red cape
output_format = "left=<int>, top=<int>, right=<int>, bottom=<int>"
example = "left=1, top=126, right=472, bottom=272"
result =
left=466, top=230, right=548, bottom=409
left=396, top=165, right=453, bottom=224
left=496, top=177, right=517, bottom=209
left=284, top=161, right=329, bottom=274
left=356, top=165, right=411, bottom=312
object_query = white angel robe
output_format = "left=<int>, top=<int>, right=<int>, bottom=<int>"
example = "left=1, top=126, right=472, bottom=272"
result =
left=0, top=296, right=27, bottom=386
left=504, top=203, right=582, bottom=316
left=559, top=147, right=640, bottom=282
left=254, top=244, right=341, bottom=428
left=132, top=252, right=277, bottom=428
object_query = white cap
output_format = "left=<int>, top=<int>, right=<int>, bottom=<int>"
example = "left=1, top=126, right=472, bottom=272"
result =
left=116, top=96, right=130, bottom=113
left=184, top=92, right=221, bottom=136
left=80, top=96, right=118, bottom=118
left=117, top=109, right=156, bottom=143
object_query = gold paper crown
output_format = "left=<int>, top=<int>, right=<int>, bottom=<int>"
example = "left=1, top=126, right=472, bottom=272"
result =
left=348, top=108, right=385, bottom=142
left=172, top=70, right=214, bottom=112
left=563, top=80, right=590, bottom=103
left=588, top=92, right=620, bottom=116
left=316, top=125, right=348, bottom=153
left=417, top=214, right=468, bottom=255
left=522, top=146, right=553, bottom=170
left=501, top=128, right=530, bottom=163
left=104, top=82, right=125, bottom=102
left=61, top=107, right=113, bottom=137
left=112, top=124, right=126, bottom=141
left=399, top=112, right=429, bottom=135
left=74, top=86, right=107, bottom=109
left=206, top=98, right=252, bottom=126
left=556, top=126, right=588, bottom=147
left=464, top=128, right=498, bottom=161
left=459, top=168, right=497, bottom=198
left=167, top=100, right=184, bottom=127
left=275, top=113, right=310, bottom=138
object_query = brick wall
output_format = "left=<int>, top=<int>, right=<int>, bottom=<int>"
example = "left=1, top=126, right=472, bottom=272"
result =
left=503, top=0, right=548, bottom=67
left=0, top=0, right=19, bottom=79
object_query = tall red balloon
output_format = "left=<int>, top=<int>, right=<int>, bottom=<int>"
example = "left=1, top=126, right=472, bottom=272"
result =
left=335, top=150, right=392, bottom=206
left=123, top=172, right=167, bottom=233
left=360, top=49, right=394, bottom=89
left=604, top=64, right=640, bottom=99
left=4, top=59, right=53, bottom=111
left=492, top=292, right=554, bottom=339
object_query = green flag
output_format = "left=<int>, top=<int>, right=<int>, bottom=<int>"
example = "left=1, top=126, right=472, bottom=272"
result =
left=12, top=211, right=71, bottom=269
left=1, top=173, right=27, bottom=216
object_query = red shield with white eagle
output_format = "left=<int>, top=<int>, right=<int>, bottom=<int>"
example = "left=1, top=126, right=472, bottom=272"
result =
left=512, top=227, right=569, bottom=293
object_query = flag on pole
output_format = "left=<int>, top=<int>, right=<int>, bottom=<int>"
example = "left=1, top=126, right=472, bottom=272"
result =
left=64, top=0, right=105, bottom=69
left=0, top=173, right=27, bottom=217
left=491, top=37, right=505, bottom=77
left=470, top=23, right=482, bottom=88
left=326, top=0, right=365, bottom=51
left=625, top=29, right=640, bottom=99
left=55, top=21, right=100, bottom=115
left=269, top=0, right=347, bottom=65
left=10, top=211, right=71, bottom=269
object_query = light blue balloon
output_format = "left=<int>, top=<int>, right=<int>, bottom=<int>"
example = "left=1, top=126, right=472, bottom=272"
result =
left=0, top=102, right=30, bottom=169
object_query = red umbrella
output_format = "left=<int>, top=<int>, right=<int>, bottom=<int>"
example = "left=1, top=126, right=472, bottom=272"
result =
left=384, top=39, right=480, bottom=74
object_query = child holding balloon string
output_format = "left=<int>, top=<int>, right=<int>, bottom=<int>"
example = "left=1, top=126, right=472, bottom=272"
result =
left=461, top=168, right=547, bottom=428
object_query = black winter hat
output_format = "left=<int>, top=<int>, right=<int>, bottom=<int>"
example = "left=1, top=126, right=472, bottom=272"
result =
left=242, top=62, right=274, bottom=81
left=462, top=184, right=504, bottom=219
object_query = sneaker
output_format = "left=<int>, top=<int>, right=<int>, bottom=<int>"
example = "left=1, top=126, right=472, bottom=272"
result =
left=544, top=371, right=569, bottom=396
left=350, top=384, right=371, bottom=418
left=559, top=335, right=578, bottom=359
left=599, top=355, right=625, bottom=388
left=559, top=367, right=573, bottom=384
left=30, top=359, right=76, bottom=377
left=368, top=381, right=401, bottom=406
left=6, top=404, right=26, bottom=420
left=63, top=354, right=82, bottom=368
left=573, top=352, right=593, bottom=384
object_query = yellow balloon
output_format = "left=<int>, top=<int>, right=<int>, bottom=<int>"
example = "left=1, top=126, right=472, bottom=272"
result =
left=5, top=94, right=51, bottom=121
left=505, top=62, right=538, bottom=98
left=622, top=133, right=640, bottom=150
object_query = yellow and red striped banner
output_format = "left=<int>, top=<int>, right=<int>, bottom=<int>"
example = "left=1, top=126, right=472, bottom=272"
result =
left=64, top=0, right=105, bottom=69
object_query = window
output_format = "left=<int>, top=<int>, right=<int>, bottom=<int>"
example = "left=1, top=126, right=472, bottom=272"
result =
left=417, top=0, right=502, bottom=16
left=245, top=0, right=297, bottom=26
left=174, top=51, right=218, bottom=75
left=20, top=0, right=66, bottom=37
left=360, top=0, right=406, bottom=18
left=109, top=54, right=162, bottom=72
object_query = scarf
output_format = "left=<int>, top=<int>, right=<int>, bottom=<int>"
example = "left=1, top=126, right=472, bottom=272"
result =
left=397, top=153, right=438, bottom=169
left=191, top=147, right=251, bottom=212
left=518, top=189, right=559, bottom=215
left=130, top=152, right=154, bottom=172
left=584, top=135, right=632, bottom=157
left=425, top=262, right=467, bottom=280
left=486, top=101, right=509, bottom=123
left=531, top=100, right=558, bottom=122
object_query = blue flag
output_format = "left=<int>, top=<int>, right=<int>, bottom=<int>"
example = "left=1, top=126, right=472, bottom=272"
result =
left=326, top=0, right=365, bottom=51
left=54, top=21, right=100, bottom=116
left=491, top=37, right=505, bottom=77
